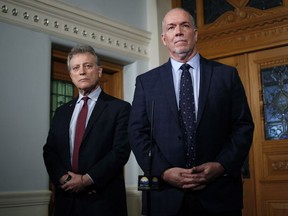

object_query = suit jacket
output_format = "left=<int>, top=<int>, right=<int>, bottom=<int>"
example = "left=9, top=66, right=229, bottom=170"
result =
left=43, top=91, right=131, bottom=216
left=128, top=56, right=254, bottom=215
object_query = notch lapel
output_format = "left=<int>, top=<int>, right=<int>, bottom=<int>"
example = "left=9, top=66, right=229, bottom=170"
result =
left=160, top=61, right=179, bottom=123
left=63, top=99, right=78, bottom=170
left=81, top=91, right=107, bottom=143
left=196, top=57, right=213, bottom=128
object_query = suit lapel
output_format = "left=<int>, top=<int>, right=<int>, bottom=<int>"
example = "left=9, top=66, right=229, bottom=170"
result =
left=159, top=58, right=213, bottom=128
left=160, top=61, right=179, bottom=122
left=82, top=91, right=107, bottom=142
left=197, top=56, right=213, bottom=128
left=63, top=99, right=77, bottom=170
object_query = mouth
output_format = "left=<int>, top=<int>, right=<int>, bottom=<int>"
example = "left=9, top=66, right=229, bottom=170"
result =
left=175, top=39, right=187, bottom=45
left=79, top=78, right=89, bottom=82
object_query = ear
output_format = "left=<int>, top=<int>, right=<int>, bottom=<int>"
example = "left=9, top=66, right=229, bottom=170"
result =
left=161, top=33, right=167, bottom=46
left=98, top=67, right=103, bottom=78
left=194, top=29, right=198, bottom=43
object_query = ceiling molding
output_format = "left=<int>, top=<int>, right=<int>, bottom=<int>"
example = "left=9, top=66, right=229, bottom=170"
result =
left=0, top=0, right=151, bottom=60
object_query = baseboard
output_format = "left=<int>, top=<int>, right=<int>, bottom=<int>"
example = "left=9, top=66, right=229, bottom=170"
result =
left=0, top=190, right=51, bottom=216
left=0, top=188, right=140, bottom=216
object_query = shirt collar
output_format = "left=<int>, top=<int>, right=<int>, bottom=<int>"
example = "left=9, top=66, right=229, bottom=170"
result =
left=171, top=53, right=200, bottom=72
left=77, top=86, right=102, bottom=103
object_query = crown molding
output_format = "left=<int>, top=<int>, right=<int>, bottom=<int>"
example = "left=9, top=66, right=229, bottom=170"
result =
left=0, top=0, right=151, bottom=60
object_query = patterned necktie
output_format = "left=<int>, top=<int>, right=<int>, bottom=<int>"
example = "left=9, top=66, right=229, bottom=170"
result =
left=72, top=96, right=89, bottom=172
left=179, top=64, right=197, bottom=168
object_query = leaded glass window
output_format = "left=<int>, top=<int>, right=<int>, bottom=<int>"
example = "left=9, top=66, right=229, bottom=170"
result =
left=181, top=0, right=197, bottom=25
left=51, top=80, right=74, bottom=118
left=248, top=0, right=283, bottom=10
left=203, top=0, right=233, bottom=24
left=261, top=65, right=288, bottom=140
left=182, top=0, right=283, bottom=25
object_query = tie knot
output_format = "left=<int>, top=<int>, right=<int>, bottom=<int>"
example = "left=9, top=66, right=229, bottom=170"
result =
left=180, top=64, right=191, bottom=72
left=82, top=96, right=89, bottom=104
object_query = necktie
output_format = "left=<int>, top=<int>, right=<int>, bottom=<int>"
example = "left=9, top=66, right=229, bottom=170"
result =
left=72, top=96, right=89, bottom=172
left=179, top=64, right=197, bottom=168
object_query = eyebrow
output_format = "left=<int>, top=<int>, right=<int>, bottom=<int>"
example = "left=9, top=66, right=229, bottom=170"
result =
left=166, top=21, right=191, bottom=26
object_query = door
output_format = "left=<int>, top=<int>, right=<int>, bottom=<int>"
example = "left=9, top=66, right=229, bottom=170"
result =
left=248, top=46, right=288, bottom=216
left=215, top=46, right=288, bottom=216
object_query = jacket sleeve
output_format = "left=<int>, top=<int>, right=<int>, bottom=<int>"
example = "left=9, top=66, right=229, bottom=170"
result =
left=43, top=107, right=70, bottom=187
left=128, top=76, right=173, bottom=176
left=215, top=69, right=254, bottom=178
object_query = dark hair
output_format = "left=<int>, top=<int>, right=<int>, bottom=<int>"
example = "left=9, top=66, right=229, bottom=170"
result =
left=67, top=45, right=99, bottom=71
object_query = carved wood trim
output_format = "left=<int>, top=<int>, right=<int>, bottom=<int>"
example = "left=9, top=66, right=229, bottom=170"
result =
left=266, top=200, right=288, bottom=215
left=196, top=5, right=288, bottom=59
left=264, top=153, right=288, bottom=180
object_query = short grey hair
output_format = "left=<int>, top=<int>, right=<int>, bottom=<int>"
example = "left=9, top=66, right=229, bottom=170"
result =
left=162, top=8, right=197, bottom=33
left=67, top=45, right=100, bottom=71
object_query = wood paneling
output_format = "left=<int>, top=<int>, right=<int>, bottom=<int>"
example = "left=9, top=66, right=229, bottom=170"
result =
left=248, top=46, right=288, bottom=216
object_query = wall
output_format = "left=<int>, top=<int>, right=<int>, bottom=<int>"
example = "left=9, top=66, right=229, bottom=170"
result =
left=0, top=22, right=51, bottom=215
left=62, top=0, right=147, bottom=30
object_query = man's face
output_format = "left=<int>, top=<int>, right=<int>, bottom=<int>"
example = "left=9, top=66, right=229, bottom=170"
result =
left=69, top=52, right=102, bottom=95
left=161, top=9, right=198, bottom=60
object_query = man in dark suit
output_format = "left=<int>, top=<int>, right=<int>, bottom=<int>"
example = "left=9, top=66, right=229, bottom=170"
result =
left=43, top=45, right=131, bottom=216
left=128, top=8, right=254, bottom=216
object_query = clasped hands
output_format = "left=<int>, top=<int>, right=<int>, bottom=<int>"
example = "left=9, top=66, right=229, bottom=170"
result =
left=60, top=171, right=95, bottom=194
left=161, top=162, right=225, bottom=191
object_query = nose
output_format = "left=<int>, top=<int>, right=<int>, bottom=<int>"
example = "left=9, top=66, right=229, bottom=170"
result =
left=79, top=65, right=86, bottom=74
left=175, top=25, right=183, bottom=36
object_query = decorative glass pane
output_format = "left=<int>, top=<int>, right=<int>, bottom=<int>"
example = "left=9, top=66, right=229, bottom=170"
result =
left=261, top=65, right=288, bottom=140
left=248, top=0, right=283, bottom=10
left=181, top=0, right=197, bottom=25
left=203, top=0, right=233, bottom=24
left=50, top=80, right=74, bottom=118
